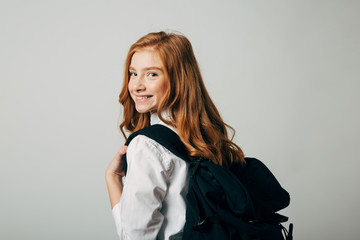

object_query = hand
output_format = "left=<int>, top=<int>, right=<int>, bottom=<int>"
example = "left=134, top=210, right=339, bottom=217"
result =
left=106, top=145, right=128, bottom=208
left=106, top=145, right=128, bottom=179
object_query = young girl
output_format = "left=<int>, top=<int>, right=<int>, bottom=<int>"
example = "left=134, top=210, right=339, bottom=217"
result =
left=106, top=31, right=245, bottom=240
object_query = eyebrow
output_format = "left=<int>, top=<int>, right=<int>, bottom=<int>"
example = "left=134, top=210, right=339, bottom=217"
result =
left=129, top=66, right=164, bottom=72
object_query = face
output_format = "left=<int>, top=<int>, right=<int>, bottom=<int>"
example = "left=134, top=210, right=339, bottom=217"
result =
left=128, top=48, right=168, bottom=114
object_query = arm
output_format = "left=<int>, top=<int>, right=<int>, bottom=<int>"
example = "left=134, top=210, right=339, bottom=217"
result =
left=105, top=146, right=127, bottom=209
left=114, top=136, right=169, bottom=239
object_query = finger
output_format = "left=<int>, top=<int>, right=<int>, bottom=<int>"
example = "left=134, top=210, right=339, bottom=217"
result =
left=114, top=146, right=127, bottom=159
left=117, top=145, right=128, bottom=155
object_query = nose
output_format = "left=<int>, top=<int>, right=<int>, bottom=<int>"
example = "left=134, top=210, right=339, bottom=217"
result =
left=132, top=75, right=146, bottom=92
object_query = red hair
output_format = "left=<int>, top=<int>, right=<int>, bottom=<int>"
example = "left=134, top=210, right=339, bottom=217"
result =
left=119, top=31, right=245, bottom=167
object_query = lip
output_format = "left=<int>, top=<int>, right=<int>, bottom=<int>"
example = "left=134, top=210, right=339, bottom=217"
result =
left=134, top=95, right=153, bottom=101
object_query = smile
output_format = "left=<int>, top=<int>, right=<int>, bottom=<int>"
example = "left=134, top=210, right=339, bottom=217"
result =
left=136, top=96, right=152, bottom=100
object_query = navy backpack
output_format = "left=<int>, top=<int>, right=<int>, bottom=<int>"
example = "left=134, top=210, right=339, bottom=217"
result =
left=123, top=124, right=293, bottom=240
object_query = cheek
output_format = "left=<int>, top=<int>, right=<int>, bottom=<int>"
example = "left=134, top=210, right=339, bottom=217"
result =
left=157, top=82, right=168, bottom=99
left=127, top=82, right=136, bottom=102
left=128, top=80, right=133, bottom=93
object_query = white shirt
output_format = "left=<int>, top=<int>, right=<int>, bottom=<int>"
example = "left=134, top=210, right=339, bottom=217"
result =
left=112, top=113, right=189, bottom=240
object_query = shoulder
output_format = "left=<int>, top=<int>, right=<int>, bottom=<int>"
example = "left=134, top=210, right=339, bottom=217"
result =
left=127, top=134, right=181, bottom=173
left=127, top=134, right=169, bottom=157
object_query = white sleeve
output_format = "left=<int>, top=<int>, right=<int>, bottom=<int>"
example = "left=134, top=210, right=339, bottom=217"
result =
left=112, top=203, right=124, bottom=239
left=112, top=136, right=169, bottom=240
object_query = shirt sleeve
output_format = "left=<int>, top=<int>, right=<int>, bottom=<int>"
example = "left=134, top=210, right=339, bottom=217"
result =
left=112, top=135, right=170, bottom=240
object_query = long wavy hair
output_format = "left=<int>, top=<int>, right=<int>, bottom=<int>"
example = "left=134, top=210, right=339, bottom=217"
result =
left=119, top=31, right=245, bottom=167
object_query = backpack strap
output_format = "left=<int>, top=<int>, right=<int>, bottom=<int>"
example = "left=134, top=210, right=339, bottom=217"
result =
left=122, top=124, right=189, bottom=174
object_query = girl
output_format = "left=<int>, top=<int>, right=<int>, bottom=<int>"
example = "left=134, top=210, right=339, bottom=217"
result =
left=106, top=31, right=245, bottom=240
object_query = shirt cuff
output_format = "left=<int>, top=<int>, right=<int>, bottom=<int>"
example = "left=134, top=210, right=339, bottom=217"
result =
left=112, top=203, right=123, bottom=239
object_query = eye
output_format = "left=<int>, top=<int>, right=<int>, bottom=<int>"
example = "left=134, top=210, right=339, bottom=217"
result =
left=148, top=73, right=158, bottom=77
left=129, top=72, right=137, bottom=77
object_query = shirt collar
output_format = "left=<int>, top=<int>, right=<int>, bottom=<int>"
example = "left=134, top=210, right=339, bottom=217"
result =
left=150, top=111, right=171, bottom=126
left=150, top=111, right=177, bottom=133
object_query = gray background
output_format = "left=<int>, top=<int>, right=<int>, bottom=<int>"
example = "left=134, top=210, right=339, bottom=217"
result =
left=1, top=0, right=359, bottom=239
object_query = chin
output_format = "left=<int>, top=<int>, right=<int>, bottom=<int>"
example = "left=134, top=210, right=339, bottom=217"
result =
left=135, top=107, right=153, bottom=114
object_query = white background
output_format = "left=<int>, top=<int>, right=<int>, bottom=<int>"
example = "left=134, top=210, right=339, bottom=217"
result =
left=1, top=0, right=359, bottom=239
